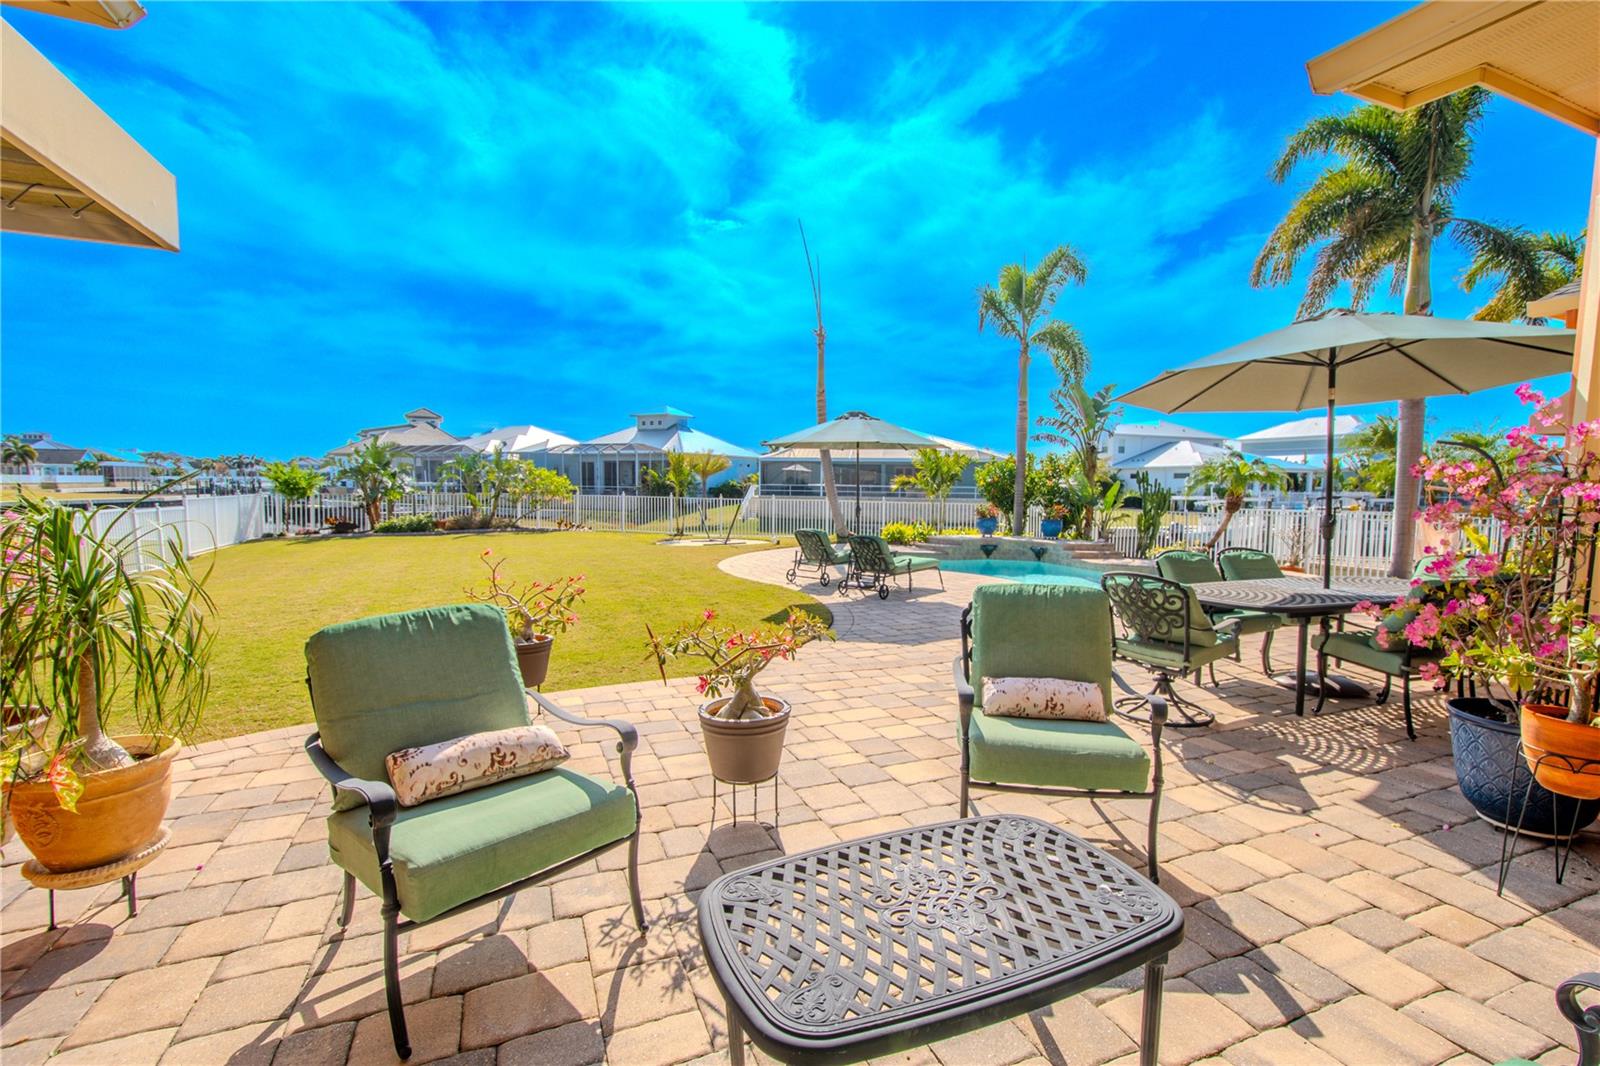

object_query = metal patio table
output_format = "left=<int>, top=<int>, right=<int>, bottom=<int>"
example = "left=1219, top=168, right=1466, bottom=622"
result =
left=697, top=815, right=1184, bottom=1065
left=1187, top=575, right=1413, bottom=716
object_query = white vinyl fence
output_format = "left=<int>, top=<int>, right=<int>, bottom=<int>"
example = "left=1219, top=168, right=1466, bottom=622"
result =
left=84, top=494, right=269, bottom=572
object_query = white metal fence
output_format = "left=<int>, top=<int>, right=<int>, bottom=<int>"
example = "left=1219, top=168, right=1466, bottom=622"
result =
left=83, top=494, right=269, bottom=572
left=1107, top=507, right=1409, bottom=579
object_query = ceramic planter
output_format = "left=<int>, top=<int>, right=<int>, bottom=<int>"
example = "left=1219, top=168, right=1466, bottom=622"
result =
left=1521, top=703, right=1600, bottom=802
left=515, top=635, right=554, bottom=688
left=699, top=697, right=791, bottom=784
left=976, top=517, right=999, bottom=536
left=1040, top=518, right=1064, bottom=540
left=6, top=734, right=180, bottom=872
left=1448, top=698, right=1599, bottom=838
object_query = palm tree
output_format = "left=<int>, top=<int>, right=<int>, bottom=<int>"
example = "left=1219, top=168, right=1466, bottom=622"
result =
left=891, top=448, right=971, bottom=529
left=2, top=437, right=37, bottom=480
left=799, top=221, right=848, bottom=532
left=1251, top=88, right=1517, bottom=577
left=1344, top=414, right=1399, bottom=495
left=339, top=440, right=406, bottom=529
left=1034, top=356, right=1120, bottom=537
left=685, top=451, right=732, bottom=497
left=978, top=246, right=1090, bottom=534
left=1459, top=228, right=1584, bottom=324
left=663, top=452, right=697, bottom=535
left=73, top=456, right=100, bottom=476
left=1187, top=451, right=1287, bottom=549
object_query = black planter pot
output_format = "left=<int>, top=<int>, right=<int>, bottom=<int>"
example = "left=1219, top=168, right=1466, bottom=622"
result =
left=1448, top=697, right=1600, bottom=840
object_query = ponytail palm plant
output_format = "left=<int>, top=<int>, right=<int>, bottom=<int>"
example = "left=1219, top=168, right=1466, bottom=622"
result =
left=1, top=496, right=213, bottom=808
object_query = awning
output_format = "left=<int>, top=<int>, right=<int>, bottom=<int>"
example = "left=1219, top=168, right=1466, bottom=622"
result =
left=1, top=16, right=178, bottom=250
left=1528, top=278, right=1583, bottom=321
left=1306, top=1, right=1600, bottom=135
left=2, top=1, right=145, bottom=30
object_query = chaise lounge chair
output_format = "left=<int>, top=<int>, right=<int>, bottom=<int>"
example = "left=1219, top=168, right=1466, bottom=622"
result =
left=786, top=528, right=851, bottom=586
left=842, top=533, right=943, bottom=599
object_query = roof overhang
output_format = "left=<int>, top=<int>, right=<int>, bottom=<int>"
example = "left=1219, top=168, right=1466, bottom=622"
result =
left=2, top=1, right=144, bottom=29
left=0, top=16, right=178, bottom=250
left=1528, top=279, right=1583, bottom=319
left=1306, top=1, right=1600, bottom=136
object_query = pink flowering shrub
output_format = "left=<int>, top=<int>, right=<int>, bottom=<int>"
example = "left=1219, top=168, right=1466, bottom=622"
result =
left=644, top=608, right=833, bottom=720
left=1369, top=384, right=1600, bottom=724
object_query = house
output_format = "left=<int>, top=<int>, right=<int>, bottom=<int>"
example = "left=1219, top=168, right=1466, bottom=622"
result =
left=1105, top=421, right=1226, bottom=491
left=758, top=434, right=1001, bottom=497
left=457, top=425, right=578, bottom=462
left=1, top=432, right=99, bottom=484
left=325, top=408, right=472, bottom=486
left=547, top=407, right=757, bottom=494
left=1234, top=414, right=1364, bottom=464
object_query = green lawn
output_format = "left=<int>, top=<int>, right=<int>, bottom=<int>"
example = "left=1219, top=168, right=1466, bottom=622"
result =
left=187, top=531, right=822, bottom=742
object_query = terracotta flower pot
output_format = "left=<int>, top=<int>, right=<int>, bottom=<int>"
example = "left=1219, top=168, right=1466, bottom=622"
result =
left=699, top=697, right=790, bottom=784
left=515, top=635, right=554, bottom=687
left=1521, top=704, right=1600, bottom=802
left=6, top=734, right=180, bottom=872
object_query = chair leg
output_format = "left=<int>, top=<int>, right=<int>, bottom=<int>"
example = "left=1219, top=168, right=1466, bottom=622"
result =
left=626, top=831, right=647, bottom=935
left=1146, top=788, right=1162, bottom=884
left=1402, top=674, right=1416, bottom=740
left=338, top=872, right=356, bottom=929
left=1207, top=662, right=1219, bottom=688
left=382, top=904, right=411, bottom=1059
left=1119, top=671, right=1214, bottom=729
left=1375, top=674, right=1393, bottom=704
left=1312, top=649, right=1331, bottom=716
left=1260, top=630, right=1274, bottom=677
left=959, top=772, right=970, bottom=818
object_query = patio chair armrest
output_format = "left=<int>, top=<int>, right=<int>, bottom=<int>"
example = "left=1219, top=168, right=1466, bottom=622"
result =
left=304, top=733, right=397, bottom=830
left=953, top=655, right=975, bottom=730
left=1555, top=973, right=1600, bottom=1046
left=1212, top=616, right=1243, bottom=640
left=1112, top=669, right=1168, bottom=725
left=527, top=689, right=639, bottom=752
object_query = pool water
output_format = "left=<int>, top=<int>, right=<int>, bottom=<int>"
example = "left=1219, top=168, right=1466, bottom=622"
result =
left=939, top=557, right=1102, bottom=587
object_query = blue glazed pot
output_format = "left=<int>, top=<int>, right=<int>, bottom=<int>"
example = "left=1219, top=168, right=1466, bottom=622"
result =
left=1448, top=698, right=1600, bottom=839
left=1040, top=518, right=1063, bottom=540
left=976, top=517, right=999, bottom=536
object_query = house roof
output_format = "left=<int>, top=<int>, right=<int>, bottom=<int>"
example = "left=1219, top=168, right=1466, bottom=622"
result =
left=559, top=422, right=756, bottom=458
left=1528, top=278, right=1583, bottom=319
left=458, top=425, right=578, bottom=454
left=405, top=407, right=443, bottom=420
left=1114, top=420, right=1225, bottom=441
left=11, top=435, right=92, bottom=465
left=765, top=432, right=1001, bottom=463
left=1234, top=414, right=1364, bottom=445
left=1113, top=440, right=1320, bottom=475
left=633, top=406, right=694, bottom=419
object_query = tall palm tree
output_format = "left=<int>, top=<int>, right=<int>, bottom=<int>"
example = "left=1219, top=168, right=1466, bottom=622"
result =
left=686, top=451, right=731, bottom=497
left=1187, top=451, right=1287, bottom=549
left=1252, top=88, right=1516, bottom=576
left=1459, top=228, right=1584, bottom=324
left=799, top=221, right=848, bottom=532
left=3, top=436, right=38, bottom=474
left=978, top=246, right=1089, bottom=535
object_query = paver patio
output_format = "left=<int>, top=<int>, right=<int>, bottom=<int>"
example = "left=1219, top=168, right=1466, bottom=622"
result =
left=2, top=546, right=1596, bottom=1066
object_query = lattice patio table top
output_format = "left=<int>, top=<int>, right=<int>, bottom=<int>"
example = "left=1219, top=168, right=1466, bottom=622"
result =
left=697, top=815, right=1184, bottom=1063
left=1187, top=576, right=1414, bottom=618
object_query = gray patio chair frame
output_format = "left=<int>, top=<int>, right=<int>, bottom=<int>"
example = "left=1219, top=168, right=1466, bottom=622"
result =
left=1102, top=572, right=1241, bottom=729
left=304, top=688, right=645, bottom=1060
left=841, top=534, right=944, bottom=599
left=954, top=606, right=1168, bottom=881
left=1157, top=549, right=1282, bottom=679
left=786, top=528, right=850, bottom=587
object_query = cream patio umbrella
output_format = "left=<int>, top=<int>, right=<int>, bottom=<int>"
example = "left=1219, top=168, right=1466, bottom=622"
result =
left=1118, top=310, right=1575, bottom=586
left=764, top=411, right=942, bottom=531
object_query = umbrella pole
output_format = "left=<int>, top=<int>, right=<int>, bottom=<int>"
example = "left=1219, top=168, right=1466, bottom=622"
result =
left=1322, top=355, right=1337, bottom=589
left=854, top=444, right=862, bottom=533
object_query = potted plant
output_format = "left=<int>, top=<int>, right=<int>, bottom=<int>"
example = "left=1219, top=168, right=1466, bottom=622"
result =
left=466, top=550, right=584, bottom=687
left=1, top=497, right=213, bottom=872
left=645, top=609, right=832, bottom=784
left=975, top=503, right=1001, bottom=537
left=1369, top=384, right=1600, bottom=835
left=1040, top=503, right=1067, bottom=541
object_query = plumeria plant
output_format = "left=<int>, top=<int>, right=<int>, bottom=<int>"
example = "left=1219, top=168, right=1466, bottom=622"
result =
left=1364, top=384, right=1600, bottom=725
left=645, top=609, right=834, bottom=720
left=466, top=550, right=584, bottom=642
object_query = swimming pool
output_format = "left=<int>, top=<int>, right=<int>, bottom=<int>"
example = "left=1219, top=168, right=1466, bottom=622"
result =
left=938, top=557, right=1103, bottom=586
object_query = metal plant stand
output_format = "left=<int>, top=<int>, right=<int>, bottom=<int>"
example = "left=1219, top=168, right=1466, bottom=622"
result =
left=21, top=825, right=171, bottom=930
left=697, top=815, right=1183, bottom=1065
left=711, top=773, right=779, bottom=828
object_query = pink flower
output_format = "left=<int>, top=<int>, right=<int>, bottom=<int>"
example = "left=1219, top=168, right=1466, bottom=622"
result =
left=703, top=609, right=716, bottom=621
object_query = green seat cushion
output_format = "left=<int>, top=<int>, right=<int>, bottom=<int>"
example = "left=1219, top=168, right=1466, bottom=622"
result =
left=968, top=710, right=1149, bottom=792
left=1116, top=635, right=1239, bottom=671
left=1213, top=609, right=1286, bottom=635
left=1218, top=552, right=1283, bottom=580
left=306, top=605, right=529, bottom=809
left=327, top=767, right=636, bottom=923
left=1156, top=552, right=1223, bottom=584
left=968, top=583, right=1113, bottom=714
left=1313, top=630, right=1435, bottom=676
left=893, top=554, right=940, bottom=573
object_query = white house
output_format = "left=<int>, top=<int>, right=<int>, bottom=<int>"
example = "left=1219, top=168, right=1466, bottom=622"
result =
left=1105, top=421, right=1226, bottom=491
left=325, top=408, right=472, bottom=485
left=458, top=425, right=578, bottom=461
left=1234, top=415, right=1364, bottom=464
left=759, top=433, right=1000, bottom=497
left=547, top=407, right=757, bottom=494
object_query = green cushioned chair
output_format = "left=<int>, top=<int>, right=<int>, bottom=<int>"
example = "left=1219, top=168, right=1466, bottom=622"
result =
left=1156, top=550, right=1285, bottom=679
left=304, top=604, right=644, bottom=1059
left=953, top=583, right=1167, bottom=881
left=1216, top=547, right=1284, bottom=580
left=843, top=533, right=943, bottom=599
left=1311, top=585, right=1441, bottom=740
left=787, top=528, right=851, bottom=587
left=1101, top=572, right=1241, bottom=728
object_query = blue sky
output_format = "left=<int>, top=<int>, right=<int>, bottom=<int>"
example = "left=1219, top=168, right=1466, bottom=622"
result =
left=1, top=2, right=1591, bottom=460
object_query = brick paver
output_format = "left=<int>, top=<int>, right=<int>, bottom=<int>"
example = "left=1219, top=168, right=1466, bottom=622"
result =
left=2, top=546, right=1596, bottom=1065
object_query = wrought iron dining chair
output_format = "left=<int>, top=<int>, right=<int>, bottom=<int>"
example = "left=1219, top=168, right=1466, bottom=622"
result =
left=953, top=582, right=1168, bottom=880
left=1216, top=547, right=1284, bottom=580
left=1102, top=572, right=1241, bottom=728
left=1156, top=549, right=1284, bottom=678
left=303, top=604, right=645, bottom=1059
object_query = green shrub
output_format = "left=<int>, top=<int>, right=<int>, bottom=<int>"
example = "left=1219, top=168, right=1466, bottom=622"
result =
left=374, top=514, right=435, bottom=533
left=881, top=521, right=920, bottom=546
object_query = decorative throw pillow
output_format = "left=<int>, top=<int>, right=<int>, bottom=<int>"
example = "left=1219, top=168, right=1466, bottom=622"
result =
left=982, top=677, right=1107, bottom=722
left=386, top=725, right=569, bottom=807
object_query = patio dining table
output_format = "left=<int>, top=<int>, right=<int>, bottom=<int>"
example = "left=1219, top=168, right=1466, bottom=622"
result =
left=1187, top=575, right=1414, bottom=717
